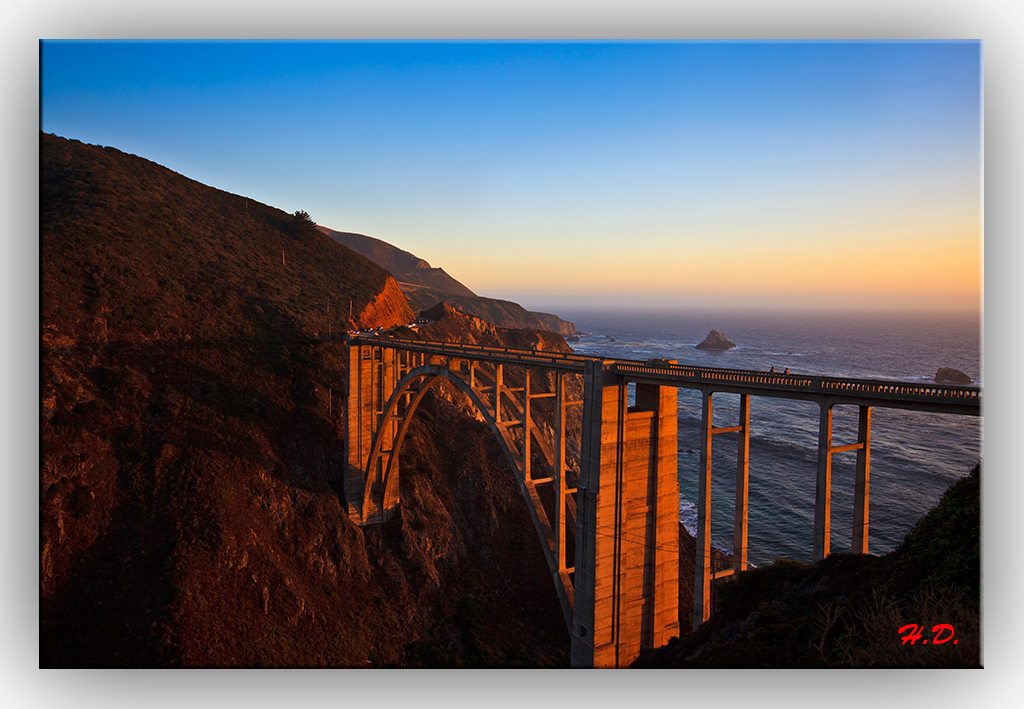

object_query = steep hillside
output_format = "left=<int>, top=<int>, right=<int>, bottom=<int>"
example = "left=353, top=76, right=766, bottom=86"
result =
left=42, top=134, right=412, bottom=343
left=40, top=134, right=567, bottom=667
left=321, top=227, right=578, bottom=339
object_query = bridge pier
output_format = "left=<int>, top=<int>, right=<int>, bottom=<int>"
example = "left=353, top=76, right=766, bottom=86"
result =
left=693, top=391, right=751, bottom=629
left=344, top=343, right=373, bottom=523
left=344, top=343, right=402, bottom=524
left=573, top=361, right=680, bottom=668
left=814, top=402, right=873, bottom=560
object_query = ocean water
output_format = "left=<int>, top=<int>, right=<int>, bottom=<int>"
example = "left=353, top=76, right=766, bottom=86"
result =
left=561, top=308, right=982, bottom=566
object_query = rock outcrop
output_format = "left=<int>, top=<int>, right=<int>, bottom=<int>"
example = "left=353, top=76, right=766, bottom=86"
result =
left=935, top=367, right=973, bottom=384
left=399, top=283, right=581, bottom=339
left=415, top=302, right=500, bottom=345
left=356, top=275, right=414, bottom=330
left=528, top=309, right=580, bottom=340
left=695, top=330, right=737, bottom=351
left=412, top=302, right=572, bottom=355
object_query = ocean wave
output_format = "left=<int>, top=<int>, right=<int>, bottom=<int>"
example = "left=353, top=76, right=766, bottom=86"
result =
left=678, top=498, right=731, bottom=553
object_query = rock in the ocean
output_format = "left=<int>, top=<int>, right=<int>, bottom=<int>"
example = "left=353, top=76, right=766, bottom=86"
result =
left=935, top=367, right=973, bottom=384
left=696, top=330, right=737, bottom=350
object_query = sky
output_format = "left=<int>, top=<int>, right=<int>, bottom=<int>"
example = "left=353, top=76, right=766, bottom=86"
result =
left=40, top=40, right=982, bottom=315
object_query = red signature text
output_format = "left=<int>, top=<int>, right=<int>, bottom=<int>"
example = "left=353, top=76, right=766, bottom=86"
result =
left=898, top=624, right=957, bottom=645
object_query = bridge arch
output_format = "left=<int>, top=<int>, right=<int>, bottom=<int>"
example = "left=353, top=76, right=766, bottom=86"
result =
left=345, top=345, right=581, bottom=632
left=361, top=364, right=524, bottom=521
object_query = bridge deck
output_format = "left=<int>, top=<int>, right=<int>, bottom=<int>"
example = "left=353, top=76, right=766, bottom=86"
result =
left=347, top=336, right=981, bottom=416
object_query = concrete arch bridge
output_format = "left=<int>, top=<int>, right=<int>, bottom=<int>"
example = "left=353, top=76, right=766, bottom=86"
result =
left=343, top=335, right=980, bottom=668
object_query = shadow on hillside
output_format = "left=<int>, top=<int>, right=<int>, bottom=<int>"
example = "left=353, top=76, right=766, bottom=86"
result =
left=42, top=301, right=349, bottom=497
left=40, top=496, right=181, bottom=667
left=41, top=306, right=358, bottom=667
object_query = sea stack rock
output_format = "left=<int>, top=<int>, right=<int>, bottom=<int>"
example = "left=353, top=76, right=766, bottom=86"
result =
left=935, top=367, right=973, bottom=384
left=696, top=330, right=737, bottom=351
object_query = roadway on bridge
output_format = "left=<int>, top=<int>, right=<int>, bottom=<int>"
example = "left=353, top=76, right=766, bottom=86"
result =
left=347, top=335, right=981, bottom=416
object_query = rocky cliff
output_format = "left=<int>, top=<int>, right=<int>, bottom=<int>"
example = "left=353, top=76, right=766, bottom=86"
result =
left=40, top=134, right=566, bottom=667
left=355, top=275, right=414, bottom=329
left=408, top=302, right=575, bottom=360
left=320, top=227, right=578, bottom=339
left=403, top=285, right=580, bottom=339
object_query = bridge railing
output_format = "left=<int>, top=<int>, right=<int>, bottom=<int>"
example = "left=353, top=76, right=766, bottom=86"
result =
left=348, top=335, right=981, bottom=411
left=611, top=361, right=981, bottom=410
left=347, top=335, right=590, bottom=372
left=400, top=338, right=595, bottom=366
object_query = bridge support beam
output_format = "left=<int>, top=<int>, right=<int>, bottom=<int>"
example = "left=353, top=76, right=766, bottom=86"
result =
left=522, top=368, right=532, bottom=480
left=695, top=391, right=713, bottom=629
left=814, top=403, right=833, bottom=560
left=555, top=372, right=569, bottom=574
left=851, top=406, right=872, bottom=554
left=734, top=394, right=751, bottom=573
left=572, top=361, right=680, bottom=668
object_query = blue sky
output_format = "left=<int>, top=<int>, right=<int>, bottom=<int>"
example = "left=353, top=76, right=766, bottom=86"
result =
left=41, top=40, right=981, bottom=314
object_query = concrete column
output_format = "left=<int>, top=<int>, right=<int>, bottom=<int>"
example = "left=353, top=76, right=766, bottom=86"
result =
left=376, top=346, right=400, bottom=522
left=373, top=346, right=381, bottom=416
left=694, top=390, right=713, bottom=628
left=495, top=363, right=503, bottom=424
left=555, top=372, right=567, bottom=572
left=572, top=362, right=680, bottom=668
left=572, top=360, right=602, bottom=668
left=523, top=368, right=532, bottom=482
left=734, top=394, right=750, bottom=572
left=814, top=402, right=833, bottom=561
left=393, top=349, right=400, bottom=393
left=641, top=381, right=681, bottom=660
left=852, top=405, right=872, bottom=554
